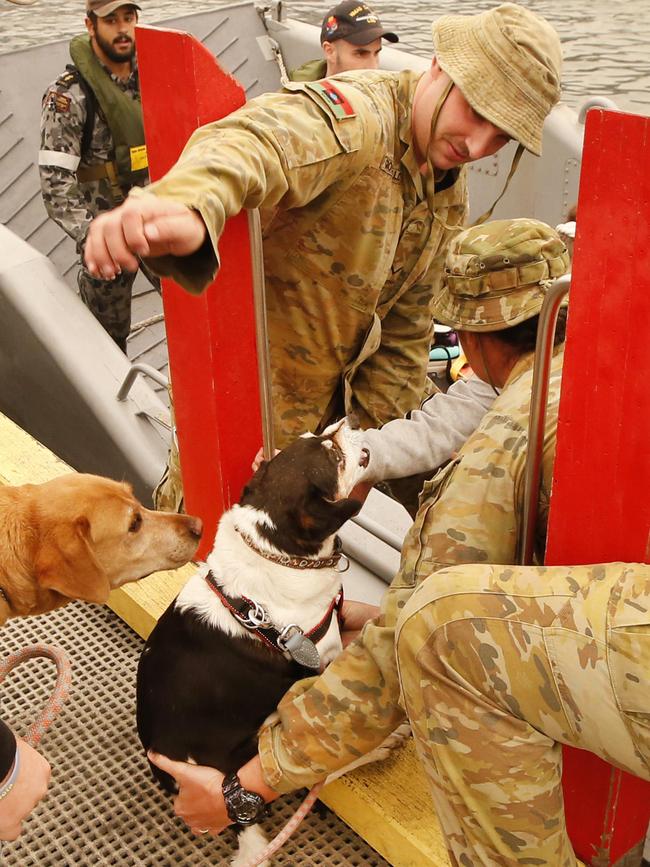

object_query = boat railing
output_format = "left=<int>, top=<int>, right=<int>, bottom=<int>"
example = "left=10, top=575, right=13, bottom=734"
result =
left=518, top=273, right=571, bottom=566
left=117, top=363, right=169, bottom=402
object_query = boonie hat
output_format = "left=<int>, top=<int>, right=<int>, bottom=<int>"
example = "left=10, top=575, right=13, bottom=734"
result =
left=86, top=0, right=141, bottom=16
left=321, top=1, right=398, bottom=46
left=432, top=3, right=562, bottom=155
left=432, top=218, right=570, bottom=332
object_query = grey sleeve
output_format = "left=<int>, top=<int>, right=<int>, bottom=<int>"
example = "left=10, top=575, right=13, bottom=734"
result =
left=361, top=375, right=496, bottom=483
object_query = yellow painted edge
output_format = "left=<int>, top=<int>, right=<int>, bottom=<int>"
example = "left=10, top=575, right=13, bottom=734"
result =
left=321, top=739, right=451, bottom=866
left=107, top=562, right=196, bottom=640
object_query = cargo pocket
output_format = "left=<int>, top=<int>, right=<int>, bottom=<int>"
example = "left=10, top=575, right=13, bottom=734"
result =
left=396, top=457, right=463, bottom=590
left=608, top=627, right=650, bottom=775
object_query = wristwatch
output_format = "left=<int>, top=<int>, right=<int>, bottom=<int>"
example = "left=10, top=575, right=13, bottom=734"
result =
left=222, top=771, right=267, bottom=826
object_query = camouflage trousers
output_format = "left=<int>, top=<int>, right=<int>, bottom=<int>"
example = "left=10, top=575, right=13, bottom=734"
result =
left=395, top=562, right=650, bottom=866
left=77, top=263, right=160, bottom=352
left=77, top=266, right=137, bottom=352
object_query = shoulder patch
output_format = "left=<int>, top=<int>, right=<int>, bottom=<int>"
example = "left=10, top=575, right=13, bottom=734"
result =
left=304, top=80, right=357, bottom=121
left=56, top=69, right=78, bottom=89
left=44, top=90, right=72, bottom=113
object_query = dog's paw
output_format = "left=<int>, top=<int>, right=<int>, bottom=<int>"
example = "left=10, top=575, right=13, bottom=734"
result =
left=231, top=855, right=271, bottom=867
left=230, top=824, right=271, bottom=867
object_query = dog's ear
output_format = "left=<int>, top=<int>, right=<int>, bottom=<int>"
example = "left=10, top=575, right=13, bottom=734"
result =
left=297, top=494, right=361, bottom=533
left=328, top=496, right=362, bottom=524
left=241, top=459, right=270, bottom=501
left=35, top=516, right=111, bottom=604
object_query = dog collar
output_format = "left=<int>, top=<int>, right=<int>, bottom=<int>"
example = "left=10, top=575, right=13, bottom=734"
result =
left=236, top=530, right=349, bottom=572
left=204, top=570, right=344, bottom=670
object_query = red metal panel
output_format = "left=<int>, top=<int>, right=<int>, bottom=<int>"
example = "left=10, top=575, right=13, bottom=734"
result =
left=136, top=26, right=263, bottom=558
left=545, top=109, right=650, bottom=864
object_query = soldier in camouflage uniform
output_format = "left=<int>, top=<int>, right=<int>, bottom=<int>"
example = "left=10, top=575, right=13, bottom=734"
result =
left=289, top=1, right=398, bottom=83
left=39, top=0, right=155, bottom=352
left=396, top=562, right=650, bottom=865
left=85, top=4, right=563, bottom=458
left=144, top=219, right=600, bottom=860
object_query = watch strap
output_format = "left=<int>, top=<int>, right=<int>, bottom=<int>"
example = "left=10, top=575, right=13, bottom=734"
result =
left=222, top=770, right=267, bottom=826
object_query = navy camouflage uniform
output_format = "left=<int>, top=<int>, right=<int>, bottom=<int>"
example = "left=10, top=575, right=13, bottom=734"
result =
left=39, top=59, right=153, bottom=351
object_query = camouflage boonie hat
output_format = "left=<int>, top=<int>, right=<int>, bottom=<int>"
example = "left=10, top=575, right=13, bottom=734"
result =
left=431, top=3, right=562, bottom=155
left=432, top=218, right=570, bottom=332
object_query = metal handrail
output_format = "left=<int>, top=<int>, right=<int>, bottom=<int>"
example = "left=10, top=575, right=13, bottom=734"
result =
left=248, top=209, right=276, bottom=460
left=351, top=512, right=405, bottom=553
left=116, top=363, right=169, bottom=402
left=518, top=273, right=571, bottom=566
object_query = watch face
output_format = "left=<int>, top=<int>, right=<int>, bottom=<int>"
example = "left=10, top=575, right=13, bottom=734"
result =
left=235, top=791, right=264, bottom=822
left=225, top=781, right=266, bottom=826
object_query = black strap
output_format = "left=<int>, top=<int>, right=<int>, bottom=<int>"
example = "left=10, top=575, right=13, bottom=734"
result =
left=64, top=64, right=96, bottom=160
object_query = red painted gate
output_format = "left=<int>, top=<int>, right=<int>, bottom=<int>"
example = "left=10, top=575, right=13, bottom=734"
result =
left=136, top=25, right=267, bottom=559
left=546, top=109, right=650, bottom=865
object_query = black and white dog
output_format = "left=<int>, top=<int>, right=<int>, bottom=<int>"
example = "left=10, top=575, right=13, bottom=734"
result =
left=136, top=419, right=370, bottom=865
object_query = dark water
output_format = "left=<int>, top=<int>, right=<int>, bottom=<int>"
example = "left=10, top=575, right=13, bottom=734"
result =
left=289, top=0, right=650, bottom=116
left=2, top=0, right=648, bottom=115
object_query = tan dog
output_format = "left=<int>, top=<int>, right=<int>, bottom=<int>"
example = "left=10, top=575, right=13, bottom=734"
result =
left=0, top=473, right=202, bottom=625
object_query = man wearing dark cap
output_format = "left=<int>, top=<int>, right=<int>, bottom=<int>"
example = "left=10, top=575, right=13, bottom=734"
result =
left=290, top=1, right=398, bottom=81
left=39, top=1, right=156, bottom=353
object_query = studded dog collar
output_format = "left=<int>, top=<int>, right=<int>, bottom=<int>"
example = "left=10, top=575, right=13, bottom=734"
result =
left=236, top=529, right=349, bottom=572
left=204, top=570, right=344, bottom=670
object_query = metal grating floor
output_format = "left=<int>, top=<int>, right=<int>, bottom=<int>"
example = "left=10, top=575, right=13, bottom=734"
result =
left=1, top=602, right=390, bottom=866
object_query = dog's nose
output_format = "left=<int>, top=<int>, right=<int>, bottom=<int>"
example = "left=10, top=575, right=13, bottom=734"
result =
left=187, top=516, right=203, bottom=539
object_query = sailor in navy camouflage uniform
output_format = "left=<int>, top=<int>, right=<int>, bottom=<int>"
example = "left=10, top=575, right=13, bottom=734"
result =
left=39, top=0, right=156, bottom=352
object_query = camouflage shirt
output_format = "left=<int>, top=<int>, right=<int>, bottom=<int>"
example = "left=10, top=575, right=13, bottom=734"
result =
left=39, top=58, right=143, bottom=247
left=132, top=70, right=469, bottom=446
left=257, top=348, right=564, bottom=792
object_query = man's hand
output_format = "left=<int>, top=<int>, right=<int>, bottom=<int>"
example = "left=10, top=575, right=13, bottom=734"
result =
left=148, top=751, right=279, bottom=836
left=339, top=599, right=380, bottom=648
left=148, top=751, right=230, bottom=836
left=84, top=195, right=207, bottom=280
left=0, top=738, right=51, bottom=841
left=252, top=446, right=280, bottom=473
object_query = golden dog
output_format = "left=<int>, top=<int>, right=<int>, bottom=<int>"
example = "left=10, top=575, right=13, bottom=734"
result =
left=0, top=473, right=202, bottom=625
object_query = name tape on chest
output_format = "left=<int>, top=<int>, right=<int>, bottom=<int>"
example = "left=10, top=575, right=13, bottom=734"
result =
left=380, top=154, right=401, bottom=181
left=305, top=80, right=357, bottom=121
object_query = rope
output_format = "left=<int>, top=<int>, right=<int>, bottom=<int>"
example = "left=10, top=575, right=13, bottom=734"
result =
left=238, top=782, right=325, bottom=867
left=0, top=644, right=72, bottom=747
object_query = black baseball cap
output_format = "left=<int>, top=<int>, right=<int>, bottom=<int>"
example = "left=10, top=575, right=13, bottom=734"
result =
left=320, top=2, right=399, bottom=46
